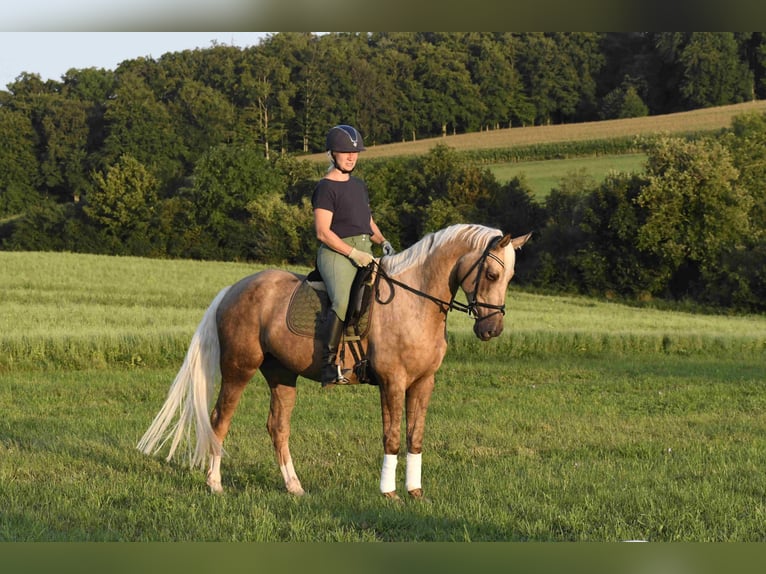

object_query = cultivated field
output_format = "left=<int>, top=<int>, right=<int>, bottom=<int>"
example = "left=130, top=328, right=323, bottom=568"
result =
left=305, top=100, right=766, bottom=162
left=1, top=251, right=764, bottom=543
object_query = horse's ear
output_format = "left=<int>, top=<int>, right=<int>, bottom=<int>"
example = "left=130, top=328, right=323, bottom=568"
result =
left=497, top=234, right=512, bottom=248
left=511, top=232, right=532, bottom=250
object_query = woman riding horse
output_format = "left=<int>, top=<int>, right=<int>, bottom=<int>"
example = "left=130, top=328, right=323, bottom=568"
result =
left=138, top=223, right=531, bottom=499
left=312, top=125, right=394, bottom=386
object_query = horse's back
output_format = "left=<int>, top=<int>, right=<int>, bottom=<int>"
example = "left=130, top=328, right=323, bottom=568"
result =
left=219, top=268, right=303, bottom=323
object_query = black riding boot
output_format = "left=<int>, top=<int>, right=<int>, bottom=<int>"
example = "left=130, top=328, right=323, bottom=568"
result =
left=320, top=312, right=347, bottom=387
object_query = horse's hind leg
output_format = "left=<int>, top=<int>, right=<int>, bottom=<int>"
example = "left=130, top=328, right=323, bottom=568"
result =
left=261, top=358, right=304, bottom=496
left=207, top=370, right=253, bottom=493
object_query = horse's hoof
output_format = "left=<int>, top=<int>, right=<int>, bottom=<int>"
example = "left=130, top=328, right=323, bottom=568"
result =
left=286, top=481, right=305, bottom=496
left=408, top=488, right=431, bottom=503
left=208, top=481, right=223, bottom=494
left=206, top=469, right=223, bottom=494
left=382, top=491, right=401, bottom=502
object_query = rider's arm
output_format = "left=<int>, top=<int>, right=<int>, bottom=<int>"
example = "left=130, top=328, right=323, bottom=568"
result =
left=314, top=208, right=353, bottom=256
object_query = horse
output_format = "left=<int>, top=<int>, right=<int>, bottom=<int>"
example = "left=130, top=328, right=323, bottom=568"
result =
left=137, top=223, right=531, bottom=499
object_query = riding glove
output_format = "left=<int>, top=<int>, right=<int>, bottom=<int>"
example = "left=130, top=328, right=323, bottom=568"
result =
left=348, top=247, right=374, bottom=267
left=382, top=241, right=395, bottom=256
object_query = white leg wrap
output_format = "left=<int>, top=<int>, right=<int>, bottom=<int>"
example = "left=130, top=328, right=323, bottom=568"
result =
left=406, top=452, right=422, bottom=491
left=379, top=453, right=398, bottom=493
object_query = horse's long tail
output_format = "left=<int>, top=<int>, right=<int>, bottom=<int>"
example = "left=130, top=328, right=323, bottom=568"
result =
left=137, top=286, right=230, bottom=469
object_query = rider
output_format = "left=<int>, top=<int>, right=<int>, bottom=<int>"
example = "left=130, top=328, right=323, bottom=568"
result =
left=312, top=124, right=395, bottom=387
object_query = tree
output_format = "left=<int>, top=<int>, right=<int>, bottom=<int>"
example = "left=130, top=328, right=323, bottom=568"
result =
left=236, top=47, right=295, bottom=158
left=516, top=33, right=604, bottom=124
left=528, top=172, right=592, bottom=291
left=654, top=33, right=754, bottom=111
left=0, top=107, right=39, bottom=216
left=5, top=72, right=59, bottom=98
left=577, top=173, right=668, bottom=297
left=755, top=34, right=766, bottom=98
left=245, top=194, right=314, bottom=263
left=61, top=67, right=116, bottom=104
left=359, top=155, right=424, bottom=248
left=464, top=33, right=517, bottom=129
left=34, top=95, right=91, bottom=203
left=678, top=33, right=754, bottom=107
left=60, top=67, right=117, bottom=173
left=716, top=112, right=766, bottom=310
left=600, top=80, right=649, bottom=119
left=183, top=143, right=287, bottom=259
left=350, top=48, right=400, bottom=146
left=84, top=154, right=160, bottom=253
left=493, top=33, right=536, bottom=127
left=170, top=79, right=237, bottom=169
left=414, top=39, right=484, bottom=136
left=555, top=32, right=604, bottom=120
left=484, top=175, right=545, bottom=239
left=725, top=112, right=766, bottom=242
left=3, top=199, right=71, bottom=252
left=636, top=136, right=752, bottom=297
left=101, top=67, right=185, bottom=189
left=417, top=144, right=494, bottom=234
left=267, top=33, right=331, bottom=152
left=6, top=74, right=92, bottom=205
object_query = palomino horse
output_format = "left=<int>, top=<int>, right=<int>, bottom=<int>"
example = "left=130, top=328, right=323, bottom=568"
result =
left=138, top=223, right=531, bottom=499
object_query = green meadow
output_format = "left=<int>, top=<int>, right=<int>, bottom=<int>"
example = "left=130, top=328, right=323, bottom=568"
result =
left=487, top=153, right=647, bottom=197
left=1, top=251, right=765, bottom=542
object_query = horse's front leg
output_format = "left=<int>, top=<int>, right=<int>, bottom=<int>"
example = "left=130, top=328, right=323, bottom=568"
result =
left=378, top=380, right=407, bottom=499
left=263, top=362, right=304, bottom=496
left=404, top=374, right=434, bottom=499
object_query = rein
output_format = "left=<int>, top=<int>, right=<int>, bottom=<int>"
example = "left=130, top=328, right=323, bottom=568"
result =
left=372, top=236, right=506, bottom=320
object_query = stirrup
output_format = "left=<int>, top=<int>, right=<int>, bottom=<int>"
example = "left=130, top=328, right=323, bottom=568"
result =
left=336, top=365, right=351, bottom=384
left=322, top=365, right=350, bottom=387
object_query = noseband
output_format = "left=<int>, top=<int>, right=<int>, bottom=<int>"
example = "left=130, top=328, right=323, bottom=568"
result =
left=374, top=236, right=506, bottom=322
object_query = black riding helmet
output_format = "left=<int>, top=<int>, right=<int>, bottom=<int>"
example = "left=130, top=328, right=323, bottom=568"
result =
left=326, top=125, right=366, bottom=153
left=326, top=125, right=365, bottom=174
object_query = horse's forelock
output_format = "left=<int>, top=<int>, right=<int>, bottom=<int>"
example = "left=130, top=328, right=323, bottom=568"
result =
left=382, top=224, right=503, bottom=276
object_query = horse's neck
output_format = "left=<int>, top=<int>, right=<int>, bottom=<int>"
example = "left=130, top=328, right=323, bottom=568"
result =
left=399, top=241, right=466, bottom=300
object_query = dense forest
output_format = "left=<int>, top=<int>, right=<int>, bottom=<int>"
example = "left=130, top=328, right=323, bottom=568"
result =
left=1, top=32, right=765, bottom=311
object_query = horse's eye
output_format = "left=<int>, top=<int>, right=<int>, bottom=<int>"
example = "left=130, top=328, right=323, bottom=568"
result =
left=486, top=269, right=499, bottom=281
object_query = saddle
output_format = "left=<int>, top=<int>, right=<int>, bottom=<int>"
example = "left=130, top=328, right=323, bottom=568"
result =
left=286, top=265, right=377, bottom=384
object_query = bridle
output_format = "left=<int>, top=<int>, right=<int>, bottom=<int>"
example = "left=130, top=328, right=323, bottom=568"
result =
left=373, top=236, right=507, bottom=321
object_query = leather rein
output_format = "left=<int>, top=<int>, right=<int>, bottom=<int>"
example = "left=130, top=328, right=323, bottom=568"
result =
left=372, top=236, right=507, bottom=320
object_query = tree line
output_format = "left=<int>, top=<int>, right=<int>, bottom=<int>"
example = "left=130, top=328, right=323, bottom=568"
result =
left=1, top=32, right=765, bottom=311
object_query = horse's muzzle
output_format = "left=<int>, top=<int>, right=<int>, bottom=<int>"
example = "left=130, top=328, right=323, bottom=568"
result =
left=473, top=313, right=505, bottom=341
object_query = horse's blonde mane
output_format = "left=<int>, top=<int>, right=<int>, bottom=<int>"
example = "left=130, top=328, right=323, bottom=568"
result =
left=381, top=224, right=503, bottom=276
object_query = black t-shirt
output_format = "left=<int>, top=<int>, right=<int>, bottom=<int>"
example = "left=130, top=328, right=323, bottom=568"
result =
left=311, top=177, right=373, bottom=238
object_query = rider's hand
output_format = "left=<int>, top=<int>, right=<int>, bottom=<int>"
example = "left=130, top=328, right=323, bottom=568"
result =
left=382, top=241, right=395, bottom=256
left=348, top=247, right=374, bottom=267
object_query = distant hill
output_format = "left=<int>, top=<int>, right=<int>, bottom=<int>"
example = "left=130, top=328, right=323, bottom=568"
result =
left=305, top=100, right=766, bottom=162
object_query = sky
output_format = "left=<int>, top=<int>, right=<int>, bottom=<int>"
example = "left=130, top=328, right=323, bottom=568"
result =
left=0, top=32, right=271, bottom=89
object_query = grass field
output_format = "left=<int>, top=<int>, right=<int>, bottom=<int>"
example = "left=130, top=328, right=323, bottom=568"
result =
left=1, top=251, right=765, bottom=543
left=487, top=153, right=647, bottom=197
